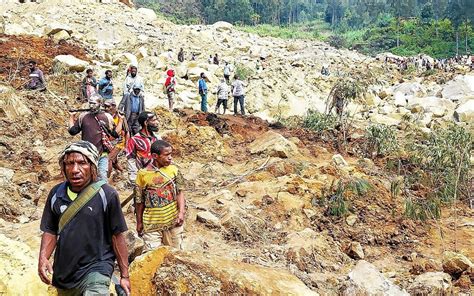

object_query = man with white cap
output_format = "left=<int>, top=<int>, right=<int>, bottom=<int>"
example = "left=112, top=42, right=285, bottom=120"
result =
left=38, top=141, right=130, bottom=295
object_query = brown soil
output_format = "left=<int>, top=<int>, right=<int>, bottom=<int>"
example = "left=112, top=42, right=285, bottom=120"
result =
left=0, top=34, right=89, bottom=88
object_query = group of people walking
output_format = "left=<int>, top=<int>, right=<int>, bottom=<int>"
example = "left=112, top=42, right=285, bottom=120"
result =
left=36, top=63, right=188, bottom=295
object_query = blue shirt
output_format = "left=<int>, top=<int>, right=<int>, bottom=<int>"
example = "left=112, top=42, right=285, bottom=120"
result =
left=198, top=78, right=207, bottom=94
left=130, top=94, right=140, bottom=113
left=98, top=77, right=113, bottom=99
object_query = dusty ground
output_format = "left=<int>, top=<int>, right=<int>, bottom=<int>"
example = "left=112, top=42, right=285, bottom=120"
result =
left=0, top=35, right=473, bottom=295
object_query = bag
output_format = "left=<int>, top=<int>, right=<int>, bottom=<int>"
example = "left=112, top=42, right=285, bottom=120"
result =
left=58, top=180, right=106, bottom=233
left=95, top=116, right=115, bottom=152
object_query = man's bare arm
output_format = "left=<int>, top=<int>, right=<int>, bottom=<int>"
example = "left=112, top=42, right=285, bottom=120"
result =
left=38, top=232, right=57, bottom=285
left=112, top=232, right=131, bottom=295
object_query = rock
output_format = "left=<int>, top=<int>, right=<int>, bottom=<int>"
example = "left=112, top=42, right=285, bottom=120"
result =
left=51, top=30, right=70, bottom=42
left=370, top=113, right=401, bottom=126
left=406, top=96, right=456, bottom=118
left=394, top=92, right=408, bottom=107
left=442, top=251, right=473, bottom=275
left=0, top=92, right=32, bottom=119
left=4, top=23, right=31, bottom=35
left=364, top=92, right=381, bottom=107
left=196, top=211, right=221, bottom=228
left=346, top=214, right=357, bottom=226
left=12, top=172, right=38, bottom=185
left=441, top=75, right=474, bottom=102
left=212, top=21, right=233, bottom=32
left=53, top=55, right=89, bottom=73
left=454, top=100, right=474, bottom=124
left=44, top=23, right=73, bottom=36
left=343, top=260, right=409, bottom=295
left=131, top=247, right=318, bottom=295
left=125, top=230, right=144, bottom=262
left=346, top=242, right=364, bottom=260
left=248, top=131, right=299, bottom=158
left=112, top=53, right=138, bottom=66
left=0, top=167, right=14, bottom=187
left=408, top=272, right=453, bottom=295
left=332, top=154, right=348, bottom=167
left=137, top=8, right=157, bottom=22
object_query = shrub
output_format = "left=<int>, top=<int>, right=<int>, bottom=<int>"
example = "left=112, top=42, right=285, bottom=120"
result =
left=235, top=64, right=255, bottom=81
left=302, top=110, right=337, bottom=134
left=327, top=35, right=347, bottom=49
left=365, top=124, right=398, bottom=158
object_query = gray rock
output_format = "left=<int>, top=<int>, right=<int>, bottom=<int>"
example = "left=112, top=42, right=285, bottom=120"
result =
left=342, top=260, right=409, bottom=295
left=408, top=272, right=452, bottom=296
left=196, top=211, right=221, bottom=228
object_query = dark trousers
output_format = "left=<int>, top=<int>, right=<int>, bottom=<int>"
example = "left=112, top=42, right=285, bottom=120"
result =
left=128, top=112, right=140, bottom=136
left=233, top=95, right=245, bottom=115
left=216, top=99, right=228, bottom=111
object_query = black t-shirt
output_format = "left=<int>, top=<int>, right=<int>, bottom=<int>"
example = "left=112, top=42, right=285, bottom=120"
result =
left=40, top=182, right=128, bottom=289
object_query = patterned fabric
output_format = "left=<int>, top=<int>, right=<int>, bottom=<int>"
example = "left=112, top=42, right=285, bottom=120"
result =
left=126, top=132, right=159, bottom=170
left=59, top=140, right=99, bottom=167
left=135, top=165, right=184, bottom=232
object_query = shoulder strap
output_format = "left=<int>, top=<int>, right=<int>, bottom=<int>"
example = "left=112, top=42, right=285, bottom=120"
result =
left=58, top=180, right=106, bottom=234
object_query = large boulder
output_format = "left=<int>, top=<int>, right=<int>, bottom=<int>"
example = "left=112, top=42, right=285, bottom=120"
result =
left=130, top=247, right=318, bottom=296
left=441, top=75, right=474, bottom=102
left=137, top=8, right=157, bottom=22
left=442, top=251, right=473, bottom=276
left=406, top=96, right=456, bottom=118
left=112, top=53, right=138, bottom=66
left=0, top=92, right=32, bottom=119
left=407, top=272, right=452, bottom=296
left=53, top=55, right=89, bottom=73
left=212, top=21, right=233, bottom=32
left=342, top=260, right=409, bottom=295
left=454, top=100, right=474, bottom=124
left=248, top=131, right=300, bottom=158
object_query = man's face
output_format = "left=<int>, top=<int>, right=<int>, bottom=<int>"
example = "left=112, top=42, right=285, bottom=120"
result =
left=87, top=71, right=93, bottom=78
left=130, top=68, right=137, bottom=77
left=89, top=100, right=100, bottom=112
left=133, top=88, right=141, bottom=95
left=154, top=147, right=172, bottom=167
left=105, top=103, right=116, bottom=114
left=106, top=71, right=113, bottom=79
left=146, top=116, right=158, bottom=129
left=29, top=63, right=35, bottom=71
left=63, top=152, right=92, bottom=191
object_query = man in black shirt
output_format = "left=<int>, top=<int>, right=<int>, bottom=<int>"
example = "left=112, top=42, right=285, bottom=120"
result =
left=38, top=141, right=130, bottom=295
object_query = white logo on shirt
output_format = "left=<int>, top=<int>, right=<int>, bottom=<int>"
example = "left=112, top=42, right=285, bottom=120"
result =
left=88, top=206, right=93, bottom=212
left=60, top=205, right=67, bottom=213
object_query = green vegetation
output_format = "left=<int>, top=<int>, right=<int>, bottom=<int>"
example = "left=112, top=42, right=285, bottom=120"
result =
left=137, top=0, right=474, bottom=58
left=234, top=63, right=255, bottom=81
left=365, top=124, right=398, bottom=158
left=315, top=178, right=372, bottom=217
left=302, top=110, right=337, bottom=135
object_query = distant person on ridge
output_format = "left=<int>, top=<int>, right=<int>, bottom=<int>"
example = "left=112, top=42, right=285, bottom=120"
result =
left=208, top=55, right=213, bottom=64
left=215, top=78, right=229, bottom=114
left=25, top=60, right=46, bottom=91
left=198, top=72, right=208, bottom=112
left=231, top=74, right=246, bottom=115
left=135, top=140, right=186, bottom=251
left=123, top=65, right=144, bottom=96
left=164, top=69, right=177, bottom=110
left=119, top=84, right=145, bottom=136
left=223, top=62, right=231, bottom=84
left=213, top=54, right=219, bottom=65
left=178, top=48, right=185, bottom=63
left=81, top=69, right=98, bottom=101
left=98, top=70, right=114, bottom=101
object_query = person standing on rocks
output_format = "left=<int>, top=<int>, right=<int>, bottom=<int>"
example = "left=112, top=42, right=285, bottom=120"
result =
left=215, top=78, right=229, bottom=114
left=81, top=69, right=98, bottom=101
left=104, top=100, right=127, bottom=181
left=126, top=111, right=161, bottom=184
left=213, top=54, right=219, bottom=65
left=135, top=140, right=186, bottom=251
left=98, top=70, right=114, bottom=101
left=223, top=62, right=231, bottom=84
left=119, top=84, right=145, bottom=136
left=123, top=65, right=144, bottom=96
left=164, top=69, right=177, bottom=110
left=198, top=72, right=208, bottom=112
left=68, top=95, right=120, bottom=181
left=38, top=141, right=130, bottom=296
left=231, top=74, right=246, bottom=115
left=25, top=60, right=46, bottom=91
left=178, top=48, right=185, bottom=63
